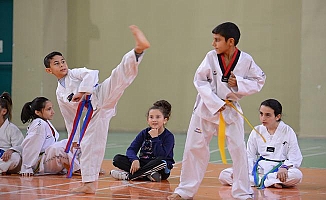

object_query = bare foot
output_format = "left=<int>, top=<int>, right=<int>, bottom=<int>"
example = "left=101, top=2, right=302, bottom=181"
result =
left=274, top=183, right=283, bottom=188
left=70, top=182, right=96, bottom=194
left=129, top=25, right=150, bottom=54
left=167, top=193, right=183, bottom=200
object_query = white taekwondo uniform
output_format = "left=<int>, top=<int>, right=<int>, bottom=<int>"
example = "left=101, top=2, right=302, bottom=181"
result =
left=174, top=49, right=266, bottom=199
left=0, top=119, right=24, bottom=173
left=20, top=118, right=80, bottom=174
left=220, top=121, right=303, bottom=188
left=56, top=49, right=143, bottom=182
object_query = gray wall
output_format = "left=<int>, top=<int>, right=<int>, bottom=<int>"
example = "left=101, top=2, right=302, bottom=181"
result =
left=12, top=0, right=326, bottom=137
left=300, top=1, right=326, bottom=137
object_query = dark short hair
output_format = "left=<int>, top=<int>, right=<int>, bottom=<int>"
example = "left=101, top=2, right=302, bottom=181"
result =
left=44, top=51, right=63, bottom=68
left=260, top=99, right=282, bottom=121
left=212, top=22, right=241, bottom=46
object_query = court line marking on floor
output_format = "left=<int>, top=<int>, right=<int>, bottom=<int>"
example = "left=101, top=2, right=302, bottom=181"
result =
left=301, top=146, right=322, bottom=151
left=130, top=183, right=171, bottom=193
left=36, top=176, right=113, bottom=199
left=302, top=152, right=326, bottom=157
left=97, top=180, right=146, bottom=191
left=16, top=176, right=109, bottom=197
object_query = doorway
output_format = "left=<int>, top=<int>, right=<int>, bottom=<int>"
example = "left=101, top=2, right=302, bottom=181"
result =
left=0, top=0, right=13, bottom=94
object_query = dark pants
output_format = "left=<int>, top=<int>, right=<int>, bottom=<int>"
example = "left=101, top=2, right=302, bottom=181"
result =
left=112, top=154, right=170, bottom=180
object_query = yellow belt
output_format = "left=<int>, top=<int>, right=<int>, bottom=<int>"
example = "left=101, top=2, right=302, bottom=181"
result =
left=218, top=100, right=266, bottom=164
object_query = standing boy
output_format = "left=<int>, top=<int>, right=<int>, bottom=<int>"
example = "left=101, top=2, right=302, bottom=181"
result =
left=168, top=22, right=266, bottom=199
left=44, top=25, right=150, bottom=193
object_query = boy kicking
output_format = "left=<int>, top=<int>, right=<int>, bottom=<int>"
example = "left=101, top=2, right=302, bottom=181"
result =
left=44, top=25, right=150, bottom=193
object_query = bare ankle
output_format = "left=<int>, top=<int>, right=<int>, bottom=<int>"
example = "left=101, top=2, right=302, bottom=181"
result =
left=167, top=193, right=183, bottom=200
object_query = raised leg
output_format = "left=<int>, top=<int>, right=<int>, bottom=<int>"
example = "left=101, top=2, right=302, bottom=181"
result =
left=129, top=25, right=150, bottom=54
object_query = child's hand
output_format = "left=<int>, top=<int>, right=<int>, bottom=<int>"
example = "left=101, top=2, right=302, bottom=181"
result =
left=148, top=128, right=159, bottom=138
left=228, top=71, right=237, bottom=87
left=277, top=168, right=288, bottom=182
left=1, top=149, right=14, bottom=162
left=130, top=160, right=140, bottom=174
left=72, top=92, right=85, bottom=102
left=71, top=142, right=80, bottom=153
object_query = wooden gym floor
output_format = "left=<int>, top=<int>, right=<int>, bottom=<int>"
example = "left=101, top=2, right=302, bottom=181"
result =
left=1, top=133, right=325, bottom=199
left=0, top=160, right=325, bottom=199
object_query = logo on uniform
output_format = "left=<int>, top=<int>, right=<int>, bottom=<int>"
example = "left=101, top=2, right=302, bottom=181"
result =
left=194, top=128, right=202, bottom=133
left=266, top=146, right=275, bottom=152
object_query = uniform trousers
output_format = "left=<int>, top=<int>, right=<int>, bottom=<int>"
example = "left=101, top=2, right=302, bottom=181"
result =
left=174, top=113, right=253, bottom=199
left=78, top=50, right=140, bottom=182
left=219, top=167, right=303, bottom=187
left=42, top=139, right=80, bottom=174
left=0, top=152, right=21, bottom=173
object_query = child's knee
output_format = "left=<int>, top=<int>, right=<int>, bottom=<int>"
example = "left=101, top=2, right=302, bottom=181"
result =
left=10, top=153, right=21, bottom=164
left=288, top=168, right=303, bottom=181
left=219, top=168, right=233, bottom=185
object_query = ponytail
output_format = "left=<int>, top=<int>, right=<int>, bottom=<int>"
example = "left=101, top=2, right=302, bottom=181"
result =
left=21, top=102, right=35, bottom=124
left=21, top=97, right=49, bottom=124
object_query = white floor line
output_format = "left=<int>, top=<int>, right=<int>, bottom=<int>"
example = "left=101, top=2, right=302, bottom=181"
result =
left=303, top=152, right=326, bottom=157
left=301, top=146, right=321, bottom=151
